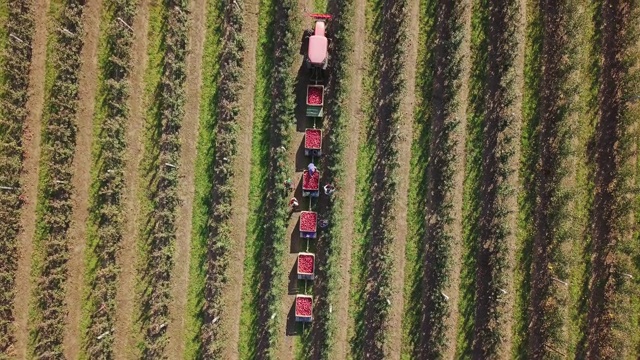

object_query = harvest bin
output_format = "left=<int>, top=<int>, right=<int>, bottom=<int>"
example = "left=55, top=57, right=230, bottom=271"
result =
left=304, top=129, right=322, bottom=156
left=302, top=170, right=320, bottom=197
left=299, top=211, right=317, bottom=238
left=295, top=295, right=313, bottom=322
left=306, top=85, right=324, bottom=118
left=297, top=252, right=316, bottom=280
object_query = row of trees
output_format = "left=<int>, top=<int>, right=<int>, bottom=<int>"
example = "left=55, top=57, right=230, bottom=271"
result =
left=83, top=0, right=136, bottom=358
left=0, top=0, right=34, bottom=354
left=29, top=1, right=85, bottom=358
left=198, top=0, right=245, bottom=357
left=585, top=0, right=639, bottom=358
left=413, top=0, right=467, bottom=358
left=352, top=0, right=408, bottom=358
left=524, top=0, right=577, bottom=358
left=307, top=0, right=354, bottom=357
left=138, top=1, right=189, bottom=357
left=252, top=0, right=297, bottom=357
left=471, top=0, right=520, bottom=358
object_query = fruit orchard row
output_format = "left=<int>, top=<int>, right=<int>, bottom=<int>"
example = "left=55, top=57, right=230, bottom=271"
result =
left=585, top=0, right=639, bottom=357
left=198, top=0, right=244, bottom=357
left=138, top=1, right=188, bottom=357
left=83, top=0, right=136, bottom=358
left=29, top=1, right=85, bottom=358
left=0, top=0, right=34, bottom=353
left=524, top=0, right=576, bottom=358
left=352, top=0, right=408, bottom=357
left=411, top=0, right=467, bottom=357
left=470, top=0, right=520, bottom=356
left=251, top=0, right=297, bottom=356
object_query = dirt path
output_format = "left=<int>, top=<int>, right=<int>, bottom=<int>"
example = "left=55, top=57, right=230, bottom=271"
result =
left=440, top=3, right=471, bottom=358
left=165, top=0, right=206, bottom=357
left=384, top=0, right=418, bottom=358
left=220, top=0, right=260, bottom=357
left=62, top=1, right=103, bottom=357
left=277, top=5, right=306, bottom=359
left=113, top=0, right=149, bottom=357
left=330, top=0, right=366, bottom=357
left=13, top=0, right=49, bottom=357
left=505, top=0, right=526, bottom=355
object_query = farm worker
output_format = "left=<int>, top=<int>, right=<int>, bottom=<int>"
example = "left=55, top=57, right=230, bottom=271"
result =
left=323, top=183, right=335, bottom=195
left=289, top=197, right=299, bottom=209
left=308, top=162, right=316, bottom=175
left=284, top=178, right=294, bottom=190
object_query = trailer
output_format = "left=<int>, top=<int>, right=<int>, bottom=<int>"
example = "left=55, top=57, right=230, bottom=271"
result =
left=306, top=85, right=324, bottom=117
left=295, top=295, right=313, bottom=322
left=297, top=252, right=315, bottom=280
left=304, top=128, right=322, bottom=156
left=302, top=170, right=320, bottom=197
left=299, top=211, right=317, bottom=238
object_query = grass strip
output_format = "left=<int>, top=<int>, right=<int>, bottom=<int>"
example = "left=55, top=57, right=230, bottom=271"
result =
left=0, top=0, right=34, bottom=353
left=80, top=0, right=136, bottom=358
left=135, top=0, right=188, bottom=357
left=28, top=1, right=85, bottom=358
left=183, top=0, right=222, bottom=357
left=237, top=0, right=275, bottom=355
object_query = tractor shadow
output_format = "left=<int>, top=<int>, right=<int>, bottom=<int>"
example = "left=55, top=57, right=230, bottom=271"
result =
left=295, top=137, right=308, bottom=172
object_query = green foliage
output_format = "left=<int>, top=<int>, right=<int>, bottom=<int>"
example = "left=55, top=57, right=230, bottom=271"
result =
left=0, top=0, right=34, bottom=353
left=29, top=1, right=85, bottom=358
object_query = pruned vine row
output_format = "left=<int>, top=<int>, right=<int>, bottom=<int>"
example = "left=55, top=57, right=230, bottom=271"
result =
left=198, top=0, right=244, bottom=357
left=82, top=0, right=136, bottom=357
left=138, top=1, right=188, bottom=357
left=29, top=1, right=85, bottom=358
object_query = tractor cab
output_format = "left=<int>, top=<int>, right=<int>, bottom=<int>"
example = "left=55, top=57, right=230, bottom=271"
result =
left=303, top=14, right=332, bottom=70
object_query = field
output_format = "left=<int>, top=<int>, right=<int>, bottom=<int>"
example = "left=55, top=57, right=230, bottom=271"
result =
left=0, top=0, right=638, bottom=359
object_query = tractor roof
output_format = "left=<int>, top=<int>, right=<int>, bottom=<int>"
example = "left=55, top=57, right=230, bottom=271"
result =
left=308, top=21, right=327, bottom=65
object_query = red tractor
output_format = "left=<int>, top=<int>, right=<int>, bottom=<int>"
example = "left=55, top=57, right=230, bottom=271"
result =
left=302, top=14, right=331, bottom=70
